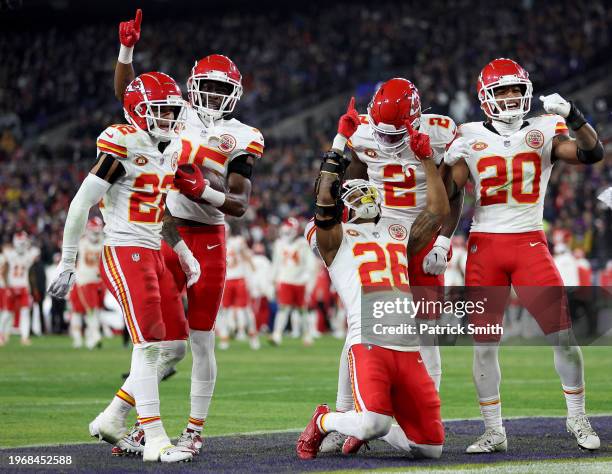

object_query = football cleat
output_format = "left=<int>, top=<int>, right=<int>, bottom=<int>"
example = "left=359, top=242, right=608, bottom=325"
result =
left=176, top=428, right=203, bottom=455
left=465, top=427, right=507, bottom=453
left=319, top=431, right=346, bottom=453
left=567, top=415, right=600, bottom=450
left=112, top=423, right=145, bottom=456
left=296, top=404, right=330, bottom=459
left=249, top=336, right=261, bottom=351
left=342, top=436, right=368, bottom=455
left=89, top=411, right=128, bottom=445
left=143, top=437, right=193, bottom=463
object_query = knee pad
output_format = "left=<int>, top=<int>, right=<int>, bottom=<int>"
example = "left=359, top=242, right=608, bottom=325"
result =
left=361, top=412, right=392, bottom=440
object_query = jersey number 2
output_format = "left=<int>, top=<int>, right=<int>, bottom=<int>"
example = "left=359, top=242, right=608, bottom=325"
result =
left=382, top=164, right=416, bottom=208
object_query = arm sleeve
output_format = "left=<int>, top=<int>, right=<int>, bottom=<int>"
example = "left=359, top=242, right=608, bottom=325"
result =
left=60, top=174, right=111, bottom=268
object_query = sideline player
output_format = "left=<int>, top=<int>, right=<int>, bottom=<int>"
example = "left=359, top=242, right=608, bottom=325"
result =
left=69, top=217, right=105, bottom=349
left=218, top=229, right=259, bottom=350
left=113, top=10, right=264, bottom=452
left=2, top=232, right=40, bottom=345
left=320, top=81, right=459, bottom=451
left=296, top=120, right=449, bottom=459
left=444, top=58, right=603, bottom=452
left=48, top=72, right=200, bottom=462
left=270, top=218, right=317, bottom=346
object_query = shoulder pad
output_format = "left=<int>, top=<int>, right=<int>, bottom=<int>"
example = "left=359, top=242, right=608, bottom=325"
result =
left=421, top=114, right=457, bottom=145
left=225, top=119, right=265, bottom=158
left=96, top=125, right=137, bottom=159
left=534, top=114, right=569, bottom=136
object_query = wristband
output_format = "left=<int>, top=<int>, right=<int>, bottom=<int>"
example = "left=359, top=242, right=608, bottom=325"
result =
left=565, top=102, right=587, bottom=131
left=433, top=235, right=451, bottom=252
left=118, top=45, right=134, bottom=64
left=173, top=240, right=190, bottom=257
left=201, top=186, right=226, bottom=207
left=331, top=134, right=348, bottom=153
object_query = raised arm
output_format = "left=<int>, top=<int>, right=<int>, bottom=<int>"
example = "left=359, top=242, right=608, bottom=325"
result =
left=114, top=9, right=141, bottom=102
left=540, top=94, right=604, bottom=165
left=405, top=123, right=450, bottom=257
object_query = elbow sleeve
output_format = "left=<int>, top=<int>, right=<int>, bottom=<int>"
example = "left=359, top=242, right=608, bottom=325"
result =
left=577, top=141, right=604, bottom=164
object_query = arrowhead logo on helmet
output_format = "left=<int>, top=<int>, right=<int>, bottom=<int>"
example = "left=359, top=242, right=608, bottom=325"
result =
left=123, top=72, right=188, bottom=141
left=477, top=58, right=533, bottom=123
left=367, top=78, right=421, bottom=155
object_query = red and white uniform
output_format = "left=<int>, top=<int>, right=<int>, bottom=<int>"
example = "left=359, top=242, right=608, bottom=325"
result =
left=96, top=124, right=187, bottom=343
left=222, top=236, right=250, bottom=308
left=70, top=237, right=103, bottom=314
left=4, top=247, right=39, bottom=313
left=460, top=115, right=571, bottom=340
left=324, top=221, right=442, bottom=445
left=0, top=253, right=7, bottom=311
left=272, top=236, right=314, bottom=307
left=348, top=114, right=456, bottom=285
left=161, top=108, right=264, bottom=330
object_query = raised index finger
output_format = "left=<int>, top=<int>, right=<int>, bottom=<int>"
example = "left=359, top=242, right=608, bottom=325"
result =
left=347, top=96, right=355, bottom=114
left=405, top=120, right=416, bottom=137
left=134, top=9, right=142, bottom=30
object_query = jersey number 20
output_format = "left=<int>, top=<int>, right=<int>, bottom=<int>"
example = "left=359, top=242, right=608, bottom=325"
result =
left=478, top=152, right=541, bottom=206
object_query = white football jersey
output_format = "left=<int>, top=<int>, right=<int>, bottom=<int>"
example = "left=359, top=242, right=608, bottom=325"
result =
left=348, top=113, right=456, bottom=224
left=225, top=236, right=250, bottom=280
left=459, top=115, right=569, bottom=233
left=167, top=107, right=264, bottom=225
left=0, top=253, right=6, bottom=288
left=4, top=247, right=39, bottom=288
left=96, top=124, right=181, bottom=249
left=271, top=236, right=314, bottom=286
left=249, top=254, right=274, bottom=299
left=75, top=237, right=103, bottom=285
left=324, top=220, right=417, bottom=351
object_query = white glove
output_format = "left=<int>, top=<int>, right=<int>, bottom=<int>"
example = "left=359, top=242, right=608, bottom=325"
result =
left=47, top=262, right=76, bottom=299
left=423, top=236, right=451, bottom=275
left=443, top=137, right=476, bottom=166
left=539, top=93, right=571, bottom=118
left=174, top=241, right=201, bottom=288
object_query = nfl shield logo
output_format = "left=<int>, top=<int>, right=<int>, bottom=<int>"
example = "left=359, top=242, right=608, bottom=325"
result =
left=132, top=253, right=140, bottom=262
left=470, top=245, right=477, bottom=254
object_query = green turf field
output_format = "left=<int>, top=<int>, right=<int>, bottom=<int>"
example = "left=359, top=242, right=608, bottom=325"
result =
left=0, top=335, right=610, bottom=448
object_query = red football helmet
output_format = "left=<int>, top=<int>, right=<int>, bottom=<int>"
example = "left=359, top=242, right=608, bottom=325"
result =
left=187, top=54, right=243, bottom=121
left=280, top=217, right=300, bottom=240
left=367, top=78, right=421, bottom=154
left=477, top=58, right=533, bottom=122
left=123, top=72, right=187, bottom=141
left=86, top=216, right=104, bottom=243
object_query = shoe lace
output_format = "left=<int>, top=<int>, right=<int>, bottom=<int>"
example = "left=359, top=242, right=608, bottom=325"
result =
left=573, top=416, right=596, bottom=437
left=178, top=429, right=199, bottom=444
left=478, top=428, right=502, bottom=445
left=126, top=423, right=143, bottom=440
